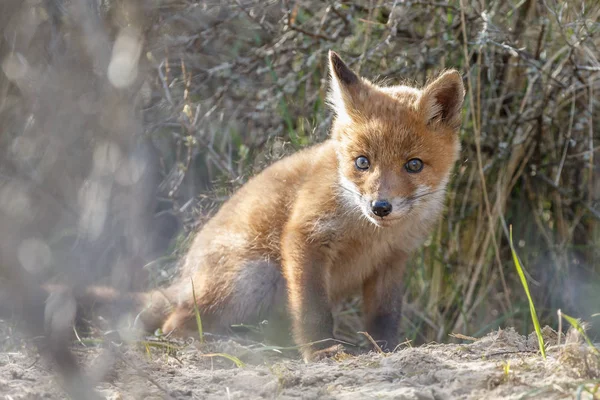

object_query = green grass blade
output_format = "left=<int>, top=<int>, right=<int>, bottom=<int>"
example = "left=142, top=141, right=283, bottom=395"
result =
left=190, top=279, right=204, bottom=343
left=201, top=353, right=246, bottom=368
left=559, top=311, right=600, bottom=355
left=264, top=56, right=298, bottom=146
left=509, top=225, right=546, bottom=359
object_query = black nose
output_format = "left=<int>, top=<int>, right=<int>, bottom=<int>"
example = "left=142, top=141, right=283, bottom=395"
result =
left=371, top=200, right=392, bottom=217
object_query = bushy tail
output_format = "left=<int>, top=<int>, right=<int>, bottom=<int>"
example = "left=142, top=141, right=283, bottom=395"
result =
left=42, top=283, right=177, bottom=334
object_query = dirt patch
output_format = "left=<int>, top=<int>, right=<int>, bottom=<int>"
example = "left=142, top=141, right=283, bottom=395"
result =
left=0, top=326, right=598, bottom=399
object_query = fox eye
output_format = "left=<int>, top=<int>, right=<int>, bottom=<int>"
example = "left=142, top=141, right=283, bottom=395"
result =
left=355, top=156, right=370, bottom=170
left=405, top=158, right=424, bottom=173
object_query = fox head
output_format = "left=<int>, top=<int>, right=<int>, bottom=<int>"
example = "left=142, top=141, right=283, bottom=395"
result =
left=328, top=51, right=465, bottom=227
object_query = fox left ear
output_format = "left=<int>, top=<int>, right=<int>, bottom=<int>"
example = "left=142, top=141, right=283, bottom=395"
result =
left=419, top=70, right=465, bottom=130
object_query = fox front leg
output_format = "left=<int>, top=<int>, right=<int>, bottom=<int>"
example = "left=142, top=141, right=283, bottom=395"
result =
left=281, top=233, right=338, bottom=362
left=362, top=256, right=407, bottom=352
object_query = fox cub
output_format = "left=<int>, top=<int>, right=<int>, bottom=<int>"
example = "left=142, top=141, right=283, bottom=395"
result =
left=77, top=51, right=465, bottom=362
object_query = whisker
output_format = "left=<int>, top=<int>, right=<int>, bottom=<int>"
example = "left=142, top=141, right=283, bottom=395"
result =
left=408, top=189, right=444, bottom=202
left=336, top=183, right=361, bottom=197
left=334, top=183, right=383, bottom=229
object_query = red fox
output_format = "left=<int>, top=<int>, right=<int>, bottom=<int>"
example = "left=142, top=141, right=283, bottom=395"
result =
left=54, top=51, right=465, bottom=362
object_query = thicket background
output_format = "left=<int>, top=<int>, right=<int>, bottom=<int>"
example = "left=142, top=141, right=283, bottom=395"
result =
left=1, top=0, right=599, bottom=352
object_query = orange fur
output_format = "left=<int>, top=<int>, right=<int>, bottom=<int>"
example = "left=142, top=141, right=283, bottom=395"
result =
left=59, top=51, right=465, bottom=362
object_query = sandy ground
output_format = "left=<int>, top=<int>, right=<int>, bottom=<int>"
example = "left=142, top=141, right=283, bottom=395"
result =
left=0, top=326, right=598, bottom=400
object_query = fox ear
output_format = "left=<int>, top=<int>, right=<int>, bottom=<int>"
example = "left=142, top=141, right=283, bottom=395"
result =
left=327, top=51, right=364, bottom=122
left=419, top=70, right=465, bottom=130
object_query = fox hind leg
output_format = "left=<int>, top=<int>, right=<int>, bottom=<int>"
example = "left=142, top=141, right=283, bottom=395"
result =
left=161, top=259, right=290, bottom=342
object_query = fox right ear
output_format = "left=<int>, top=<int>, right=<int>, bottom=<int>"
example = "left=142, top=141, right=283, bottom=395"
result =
left=329, top=51, right=359, bottom=86
left=327, top=51, right=363, bottom=122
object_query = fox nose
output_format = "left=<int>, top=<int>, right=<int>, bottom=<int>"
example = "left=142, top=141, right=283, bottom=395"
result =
left=371, top=200, right=392, bottom=217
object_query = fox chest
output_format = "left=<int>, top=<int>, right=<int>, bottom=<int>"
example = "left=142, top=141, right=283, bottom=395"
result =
left=325, top=234, right=401, bottom=302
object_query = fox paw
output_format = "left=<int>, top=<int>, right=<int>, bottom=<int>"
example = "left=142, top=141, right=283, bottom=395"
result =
left=302, top=344, right=345, bottom=363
